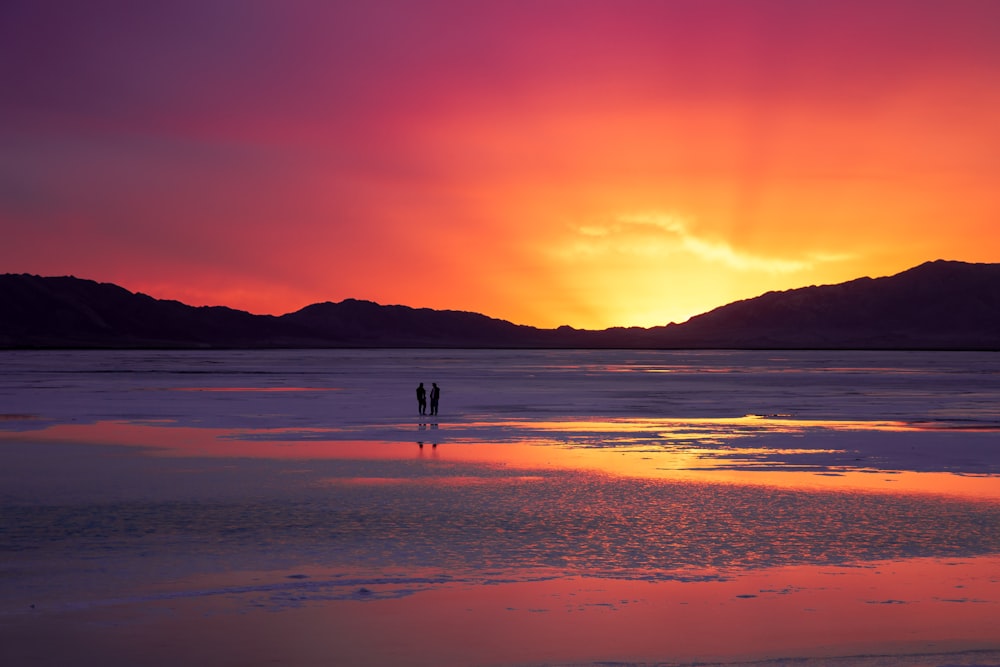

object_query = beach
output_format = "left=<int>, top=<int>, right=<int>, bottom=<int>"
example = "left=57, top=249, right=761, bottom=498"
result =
left=1, top=349, right=998, bottom=666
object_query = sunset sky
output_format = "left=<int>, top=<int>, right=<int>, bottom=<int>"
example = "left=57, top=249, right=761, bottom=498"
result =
left=2, top=1, right=999, bottom=329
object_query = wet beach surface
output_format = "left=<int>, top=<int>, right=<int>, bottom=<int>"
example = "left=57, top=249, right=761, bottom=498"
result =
left=1, top=350, right=998, bottom=666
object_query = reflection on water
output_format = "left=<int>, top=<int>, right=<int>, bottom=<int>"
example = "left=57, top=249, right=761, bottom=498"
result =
left=1, top=349, right=999, bottom=665
left=4, top=447, right=1000, bottom=629
left=3, top=424, right=999, bottom=586
left=5, top=416, right=998, bottom=498
left=174, top=386, right=344, bottom=392
left=3, top=349, right=1000, bottom=429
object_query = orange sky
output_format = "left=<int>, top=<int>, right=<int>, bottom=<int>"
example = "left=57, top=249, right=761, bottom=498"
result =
left=2, top=1, right=999, bottom=329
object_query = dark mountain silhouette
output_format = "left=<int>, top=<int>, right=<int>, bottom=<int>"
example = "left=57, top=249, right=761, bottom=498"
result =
left=281, top=299, right=551, bottom=347
left=0, top=274, right=290, bottom=348
left=0, top=260, right=997, bottom=349
left=653, top=260, right=1000, bottom=349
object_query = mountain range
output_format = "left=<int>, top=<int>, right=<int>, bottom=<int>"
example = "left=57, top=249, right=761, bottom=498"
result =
left=1, top=260, right=998, bottom=349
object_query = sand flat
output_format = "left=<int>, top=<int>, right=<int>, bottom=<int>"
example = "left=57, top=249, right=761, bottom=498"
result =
left=1, top=349, right=998, bottom=665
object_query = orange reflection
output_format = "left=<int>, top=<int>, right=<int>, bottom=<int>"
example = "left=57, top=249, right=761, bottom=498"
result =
left=3, top=420, right=997, bottom=500
left=484, top=414, right=970, bottom=434
left=173, top=387, right=343, bottom=392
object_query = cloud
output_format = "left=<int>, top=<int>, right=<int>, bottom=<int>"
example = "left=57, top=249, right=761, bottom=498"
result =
left=564, top=213, right=853, bottom=274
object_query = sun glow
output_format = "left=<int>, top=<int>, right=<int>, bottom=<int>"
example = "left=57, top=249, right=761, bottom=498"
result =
left=537, top=210, right=860, bottom=327
left=2, top=3, right=999, bottom=328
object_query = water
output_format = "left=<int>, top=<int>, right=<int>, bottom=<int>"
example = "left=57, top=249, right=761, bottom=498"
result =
left=1, top=349, right=998, bottom=432
left=0, top=349, right=998, bottom=666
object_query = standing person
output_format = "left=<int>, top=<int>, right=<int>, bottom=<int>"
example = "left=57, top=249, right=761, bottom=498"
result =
left=416, top=382, right=427, bottom=416
left=429, top=382, right=440, bottom=416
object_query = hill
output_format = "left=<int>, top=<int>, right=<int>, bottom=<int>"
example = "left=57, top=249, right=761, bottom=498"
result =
left=281, top=299, right=552, bottom=347
left=654, top=260, right=1000, bottom=349
left=0, top=260, right=997, bottom=349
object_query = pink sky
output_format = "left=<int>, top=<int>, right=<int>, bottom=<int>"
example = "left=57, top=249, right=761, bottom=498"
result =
left=2, top=1, right=999, bottom=328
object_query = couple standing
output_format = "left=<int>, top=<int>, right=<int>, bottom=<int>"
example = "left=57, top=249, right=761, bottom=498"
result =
left=416, top=382, right=440, bottom=416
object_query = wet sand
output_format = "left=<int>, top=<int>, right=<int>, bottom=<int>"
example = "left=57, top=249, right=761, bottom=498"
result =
left=1, top=349, right=998, bottom=666
left=3, top=420, right=998, bottom=666
left=3, top=555, right=999, bottom=666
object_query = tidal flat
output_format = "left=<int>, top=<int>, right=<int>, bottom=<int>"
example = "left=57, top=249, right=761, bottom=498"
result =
left=1, top=349, right=998, bottom=666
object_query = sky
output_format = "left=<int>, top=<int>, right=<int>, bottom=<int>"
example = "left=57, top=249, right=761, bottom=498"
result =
left=2, top=0, right=999, bottom=329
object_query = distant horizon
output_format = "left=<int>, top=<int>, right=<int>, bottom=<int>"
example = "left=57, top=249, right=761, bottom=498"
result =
left=7, top=257, right=988, bottom=332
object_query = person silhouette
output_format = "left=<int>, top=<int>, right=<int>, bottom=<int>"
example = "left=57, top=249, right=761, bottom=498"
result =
left=429, top=382, right=440, bottom=416
left=416, top=382, right=427, bottom=415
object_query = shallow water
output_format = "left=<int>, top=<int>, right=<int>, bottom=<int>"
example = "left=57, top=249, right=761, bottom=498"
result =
left=0, top=349, right=998, bottom=666
left=3, top=348, right=999, bottom=427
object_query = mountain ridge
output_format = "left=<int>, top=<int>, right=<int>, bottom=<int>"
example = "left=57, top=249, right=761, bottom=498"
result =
left=1, top=260, right=998, bottom=349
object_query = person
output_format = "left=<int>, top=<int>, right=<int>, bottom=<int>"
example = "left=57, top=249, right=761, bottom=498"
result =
left=429, top=382, right=440, bottom=416
left=416, top=382, right=427, bottom=415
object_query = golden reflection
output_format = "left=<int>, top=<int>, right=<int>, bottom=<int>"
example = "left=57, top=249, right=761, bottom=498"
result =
left=2, top=420, right=997, bottom=500
left=479, top=415, right=935, bottom=434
